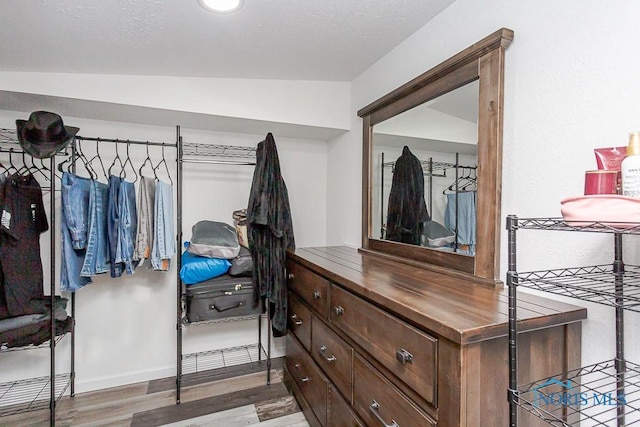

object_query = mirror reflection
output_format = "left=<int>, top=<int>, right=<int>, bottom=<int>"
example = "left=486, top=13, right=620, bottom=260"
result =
left=371, top=80, right=479, bottom=256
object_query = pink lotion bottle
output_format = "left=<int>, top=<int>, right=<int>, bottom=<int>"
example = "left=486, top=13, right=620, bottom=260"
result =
left=622, top=132, right=640, bottom=197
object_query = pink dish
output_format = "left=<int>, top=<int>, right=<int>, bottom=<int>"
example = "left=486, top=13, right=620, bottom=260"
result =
left=560, top=195, right=640, bottom=228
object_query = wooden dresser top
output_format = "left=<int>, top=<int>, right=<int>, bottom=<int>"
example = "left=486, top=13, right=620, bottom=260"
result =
left=287, top=246, right=587, bottom=345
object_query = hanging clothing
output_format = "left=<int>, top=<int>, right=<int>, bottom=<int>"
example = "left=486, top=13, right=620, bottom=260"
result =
left=116, top=179, right=138, bottom=275
left=107, top=175, right=124, bottom=278
left=444, top=190, right=477, bottom=255
left=107, top=175, right=139, bottom=276
left=80, top=180, right=110, bottom=277
left=247, top=133, right=295, bottom=337
left=151, top=179, right=175, bottom=271
left=385, top=146, right=430, bottom=245
left=134, top=176, right=156, bottom=266
left=0, top=173, right=49, bottom=316
left=60, top=172, right=92, bottom=291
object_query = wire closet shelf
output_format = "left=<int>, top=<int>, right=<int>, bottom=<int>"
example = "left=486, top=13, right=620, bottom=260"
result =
left=180, top=141, right=257, bottom=165
left=507, top=216, right=640, bottom=427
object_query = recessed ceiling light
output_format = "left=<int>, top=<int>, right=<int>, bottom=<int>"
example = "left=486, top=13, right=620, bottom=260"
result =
left=198, top=0, right=243, bottom=14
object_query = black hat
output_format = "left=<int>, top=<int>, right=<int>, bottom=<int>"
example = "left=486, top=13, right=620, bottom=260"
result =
left=15, top=111, right=79, bottom=159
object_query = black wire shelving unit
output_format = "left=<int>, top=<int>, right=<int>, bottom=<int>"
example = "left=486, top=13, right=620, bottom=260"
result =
left=0, top=128, right=74, bottom=426
left=507, top=216, right=640, bottom=426
left=175, top=128, right=271, bottom=404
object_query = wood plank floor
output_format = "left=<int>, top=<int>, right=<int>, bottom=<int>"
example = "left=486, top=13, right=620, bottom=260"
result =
left=0, top=358, right=309, bottom=427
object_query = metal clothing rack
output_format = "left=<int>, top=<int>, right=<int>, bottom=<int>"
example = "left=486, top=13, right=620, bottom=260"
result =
left=175, top=126, right=271, bottom=404
left=380, top=151, right=476, bottom=251
left=0, top=128, right=74, bottom=427
left=507, top=216, right=640, bottom=426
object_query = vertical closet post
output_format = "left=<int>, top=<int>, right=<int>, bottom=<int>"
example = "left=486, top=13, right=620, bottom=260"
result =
left=614, top=232, right=625, bottom=426
left=506, top=215, right=518, bottom=427
left=69, top=143, right=76, bottom=399
left=454, top=152, right=460, bottom=251
left=380, top=152, right=384, bottom=239
left=427, top=158, right=433, bottom=215
left=176, top=126, right=183, bottom=404
left=49, top=154, right=56, bottom=427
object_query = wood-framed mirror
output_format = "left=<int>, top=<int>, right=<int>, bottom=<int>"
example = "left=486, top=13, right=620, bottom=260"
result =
left=358, top=28, right=513, bottom=283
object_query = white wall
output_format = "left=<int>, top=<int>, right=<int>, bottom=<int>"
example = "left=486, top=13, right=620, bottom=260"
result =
left=329, top=0, right=640, bottom=400
left=0, top=109, right=328, bottom=393
left=0, top=73, right=351, bottom=131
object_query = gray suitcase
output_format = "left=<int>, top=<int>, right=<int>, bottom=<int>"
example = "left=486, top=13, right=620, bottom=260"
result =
left=185, top=275, right=262, bottom=322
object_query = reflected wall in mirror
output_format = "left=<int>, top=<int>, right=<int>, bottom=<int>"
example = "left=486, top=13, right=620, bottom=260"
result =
left=359, top=28, right=513, bottom=283
left=372, top=81, right=478, bottom=256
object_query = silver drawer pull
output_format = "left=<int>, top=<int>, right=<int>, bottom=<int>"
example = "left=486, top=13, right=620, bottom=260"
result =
left=396, top=348, right=414, bottom=365
left=288, top=273, right=295, bottom=280
left=369, top=400, right=399, bottom=427
left=334, top=306, right=344, bottom=316
left=319, top=345, right=337, bottom=363
left=290, top=314, right=303, bottom=326
left=293, top=363, right=309, bottom=383
left=313, top=290, right=322, bottom=299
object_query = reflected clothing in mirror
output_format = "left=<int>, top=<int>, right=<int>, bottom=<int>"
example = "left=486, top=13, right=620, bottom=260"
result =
left=444, top=191, right=476, bottom=255
left=386, top=146, right=430, bottom=245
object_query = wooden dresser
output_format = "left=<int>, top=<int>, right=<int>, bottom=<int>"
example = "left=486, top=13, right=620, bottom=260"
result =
left=284, top=246, right=587, bottom=427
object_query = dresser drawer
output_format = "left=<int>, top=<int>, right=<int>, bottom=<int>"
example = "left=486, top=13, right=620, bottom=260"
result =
left=288, top=292, right=312, bottom=351
left=329, top=386, right=364, bottom=427
left=330, top=284, right=438, bottom=406
left=287, top=261, right=330, bottom=317
left=353, top=355, right=436, bottom=427
left=312, top=317, right=353, bottom=397
left=286, top=334, right=329, bottom=426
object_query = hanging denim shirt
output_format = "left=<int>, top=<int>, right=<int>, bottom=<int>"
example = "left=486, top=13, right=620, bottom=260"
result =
left=151, top=179, right=175, bottom=271
left=60, top=172, right=92, bottom=291
left=62, top=172, right=91, bottom=250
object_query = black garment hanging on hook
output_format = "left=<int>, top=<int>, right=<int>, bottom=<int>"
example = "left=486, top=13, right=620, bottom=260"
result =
left=0, top=174, right=48, bottom=318
left=386, top=146, right=430, bottom=245
left=247, top=133, right=295, bottom=337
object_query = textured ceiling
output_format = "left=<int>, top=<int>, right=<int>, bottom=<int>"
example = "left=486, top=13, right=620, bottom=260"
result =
left=0, top=0, right=454, bottom=81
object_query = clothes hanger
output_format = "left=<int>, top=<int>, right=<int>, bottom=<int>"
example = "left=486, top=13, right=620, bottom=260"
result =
left=76, top=140, right=97, bottom=180
left=138, top=143, right=155, bottom=178
left=443, top=166, right=477, bottom=194
left=121, top=140, right=138, bottom=183
left=27, top=150, right=50, bottom=182
left=108, top=140, right=125, bottom=178
left=7, top=149, right=19, bottom=176
left=87, top=138, right=108, bottom=181
left=153, top=144, right=173, bottom=186
left=461, top=168, right=477, bottom=191
left=16, top=150, right=30, bottom=176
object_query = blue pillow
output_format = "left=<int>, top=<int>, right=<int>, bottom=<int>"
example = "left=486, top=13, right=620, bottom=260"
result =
left=180, top=250, right=231, bottom=285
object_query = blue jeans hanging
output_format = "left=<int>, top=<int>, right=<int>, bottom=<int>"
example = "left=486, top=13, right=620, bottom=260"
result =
left=81, top=180, right=110, bottom=277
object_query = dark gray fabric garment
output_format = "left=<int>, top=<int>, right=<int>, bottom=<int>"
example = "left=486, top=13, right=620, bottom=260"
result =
left=0, top=173, right=48, bottom=317
left=247, top=133, right=295, bottom=337
left=386, top=146, right=429, bottom=245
